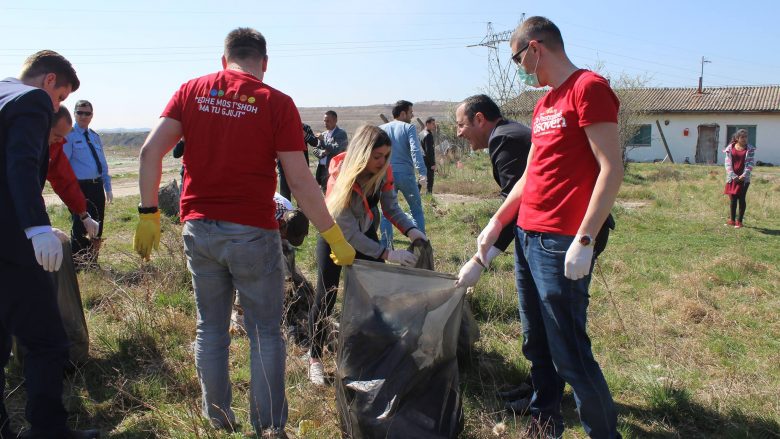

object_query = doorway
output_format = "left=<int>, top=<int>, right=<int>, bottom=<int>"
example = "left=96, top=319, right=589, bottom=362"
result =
left=695, top=124, right=719, bottom=164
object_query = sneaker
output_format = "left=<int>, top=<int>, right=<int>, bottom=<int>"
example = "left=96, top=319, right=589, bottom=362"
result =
left=229, top=307, right=246, bottom=336
left=308, top=361, right=326, bottom=386
left=735, top=221, right=743, bottom=229
left=726, top=219, right=735, bottom=226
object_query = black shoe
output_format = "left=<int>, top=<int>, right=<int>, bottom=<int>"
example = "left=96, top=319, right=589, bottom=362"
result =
left=496, top=382, right=533, bottom=400
left=504, top=397, right=531, bottom=415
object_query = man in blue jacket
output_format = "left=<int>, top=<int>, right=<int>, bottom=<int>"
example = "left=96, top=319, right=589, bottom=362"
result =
left=0, top=50, right=99, bottom=438
left=379, top=100, right=427, bottom=248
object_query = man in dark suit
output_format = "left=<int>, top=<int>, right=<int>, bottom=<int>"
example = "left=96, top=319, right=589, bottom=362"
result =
left=313, top=110, right=348, bottom=192
left=0, top=50, right=98, bottom=439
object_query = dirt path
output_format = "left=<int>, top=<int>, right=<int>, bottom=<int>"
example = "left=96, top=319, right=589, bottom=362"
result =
left=433, top=193, right=483, bottom=205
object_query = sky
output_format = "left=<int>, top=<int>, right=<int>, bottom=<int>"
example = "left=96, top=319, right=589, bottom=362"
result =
left=1, top=0, right=779, bottom=129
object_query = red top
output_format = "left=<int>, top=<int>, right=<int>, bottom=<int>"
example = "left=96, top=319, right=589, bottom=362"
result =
left=517, top=70, right=620, bottom=235
left=730, top=146, right=747, bottom=175
left=162, top=69, right=305, bottom=229
left=48, top=140, right=87, bottom=214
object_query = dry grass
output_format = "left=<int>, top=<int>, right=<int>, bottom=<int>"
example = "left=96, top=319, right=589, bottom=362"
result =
left=4, top=158, right=779, bottom=438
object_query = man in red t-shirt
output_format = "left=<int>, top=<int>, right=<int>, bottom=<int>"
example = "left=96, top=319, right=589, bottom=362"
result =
left=48, top=106, right=100, bottom=239
left=132, top=28, right=355, bottom=437
left=477, top=17, right=624, bottom=439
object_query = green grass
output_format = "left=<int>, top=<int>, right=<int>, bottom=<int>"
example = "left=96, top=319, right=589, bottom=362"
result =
left=4, top=155, right=780, bottom=438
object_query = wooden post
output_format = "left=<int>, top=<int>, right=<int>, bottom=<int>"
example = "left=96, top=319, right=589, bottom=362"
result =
left=655, top=119, right=675, bottom=164
left=379, top=113, right=389, bottom=123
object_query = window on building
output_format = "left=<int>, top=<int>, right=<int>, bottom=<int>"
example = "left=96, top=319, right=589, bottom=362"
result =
left=628, top=124, right=652, bottom=146
left=726, top=125, right=757, bottom=147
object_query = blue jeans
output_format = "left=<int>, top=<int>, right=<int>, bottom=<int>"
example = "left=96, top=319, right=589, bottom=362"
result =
left=514, top=227, right=618, bottom=439
left=380, top=172, right=425, bottom=248
left=183, top=219, right=288, bottom=433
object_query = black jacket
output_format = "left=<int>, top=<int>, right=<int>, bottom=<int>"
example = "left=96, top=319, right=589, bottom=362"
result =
left=488, top=119, right=532, bottom=253
left=0, top=78, right=53, bottom=266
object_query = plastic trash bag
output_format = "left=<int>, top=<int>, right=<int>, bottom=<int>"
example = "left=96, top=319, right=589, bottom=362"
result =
left=12, top=241, right=89, bottom=366
left=336, top=260, right=466, bottom=439
left=407, top=239, right=480, bottom=366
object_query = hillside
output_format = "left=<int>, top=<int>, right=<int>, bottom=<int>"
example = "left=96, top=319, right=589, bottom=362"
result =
left=98, top=100, right=458, bottom=148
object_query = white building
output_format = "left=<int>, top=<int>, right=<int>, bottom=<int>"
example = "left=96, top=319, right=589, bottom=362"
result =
left=513, top=85, right=780, bottom=165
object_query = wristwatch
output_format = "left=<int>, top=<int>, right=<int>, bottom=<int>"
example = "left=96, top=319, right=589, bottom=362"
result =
left=79, top=212, right=91, bottom=221
left=578, top=234, right=594, bottom=247
left=138, top=205, right=159, bottom=214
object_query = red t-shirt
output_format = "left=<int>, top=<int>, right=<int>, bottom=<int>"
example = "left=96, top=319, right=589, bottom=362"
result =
left=162, top=69, right=305, bottom=229
left=517, top=69, right=619, bottom=235
left=48, top=140, right=87, bottom=214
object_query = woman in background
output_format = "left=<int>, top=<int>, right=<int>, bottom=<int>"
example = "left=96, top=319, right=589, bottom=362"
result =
left=723, top=129, right=756, bottom=228
left=307, top=124, right=427, bottom=385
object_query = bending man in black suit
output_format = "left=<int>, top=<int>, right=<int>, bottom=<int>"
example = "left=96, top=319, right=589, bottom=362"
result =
left=0, top=50, right=98, bottom=439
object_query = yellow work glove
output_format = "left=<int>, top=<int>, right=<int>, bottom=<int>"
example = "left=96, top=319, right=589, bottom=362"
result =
left=320, top=223, right=356, bottom=266
left=133, top=211, right=161, bottom=260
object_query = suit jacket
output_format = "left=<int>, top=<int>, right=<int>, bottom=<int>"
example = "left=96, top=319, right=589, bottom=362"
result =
left=318, top=126, right=348, bottom=168
left=488, top=119, right=532, bottom=253
left=0, top=78, right=53, bottom=266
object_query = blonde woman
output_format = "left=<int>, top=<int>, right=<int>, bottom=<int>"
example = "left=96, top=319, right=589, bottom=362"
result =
left=307, top=125, right=427, bottom=385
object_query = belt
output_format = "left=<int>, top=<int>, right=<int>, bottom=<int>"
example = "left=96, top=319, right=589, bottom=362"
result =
left=78, top=177, right=103, bottom=184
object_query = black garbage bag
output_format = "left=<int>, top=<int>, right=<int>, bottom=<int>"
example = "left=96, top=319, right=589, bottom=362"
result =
left=13, top=241, right=89, bottom=366
left=336, top=260, right=466, bottom=439
left=407, top=239, right=479, bottom=366
left=56, top=241, right=90, bottom=364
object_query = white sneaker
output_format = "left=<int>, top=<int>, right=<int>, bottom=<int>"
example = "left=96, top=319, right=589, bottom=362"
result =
left=308, top=361, right=325, bottom=386
left=230, top=308, right=246, bottom=336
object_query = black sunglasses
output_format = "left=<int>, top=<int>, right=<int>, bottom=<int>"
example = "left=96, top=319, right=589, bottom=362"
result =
left=75, top=111, right=93, bottom=116
left=511, top=39, right=543, bottom=65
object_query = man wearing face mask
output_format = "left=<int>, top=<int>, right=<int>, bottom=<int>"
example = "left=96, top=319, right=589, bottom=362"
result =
left=475, top=17, right=623, bottom=439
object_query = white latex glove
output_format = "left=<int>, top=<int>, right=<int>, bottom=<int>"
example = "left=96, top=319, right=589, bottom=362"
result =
left=31, top=231, right=64, bottom=272
left=406, top=228, right=427, bottom=242
left=386, top=249, right=418, bottom=267
left=82, top=216, right=100, bottom=239
left=52, top=227, right=69, bottom=244
left=564, top=235, right=595, bottom=280
left=106, top=191, right=114, bottom=204
left=454, top=246, right=501, bottom=288
left=418, top=175, right=427, bottom=187
left=455, top=258, right=483, bottom=288
left=477, top=218, right=503, bottom=265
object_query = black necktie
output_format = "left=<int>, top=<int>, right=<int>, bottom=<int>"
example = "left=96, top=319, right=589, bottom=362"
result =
left=83, top=130, right=103, bottom=176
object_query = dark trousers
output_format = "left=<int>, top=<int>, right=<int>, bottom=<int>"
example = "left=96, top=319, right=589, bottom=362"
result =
left=71, top=179, right=105, bottom=269
left=0, top=261, right=70, bottom=436
left=278, top=151, right=309, bottom=202
left=425, top=165, right=435, bottom=193
left=308, top=232, right=382, bottom=359
left=729, top=182, right=750, bottom=222
left=278, top=162, right=291, bottom=201
left=315, top=164, right=329, bottom=193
